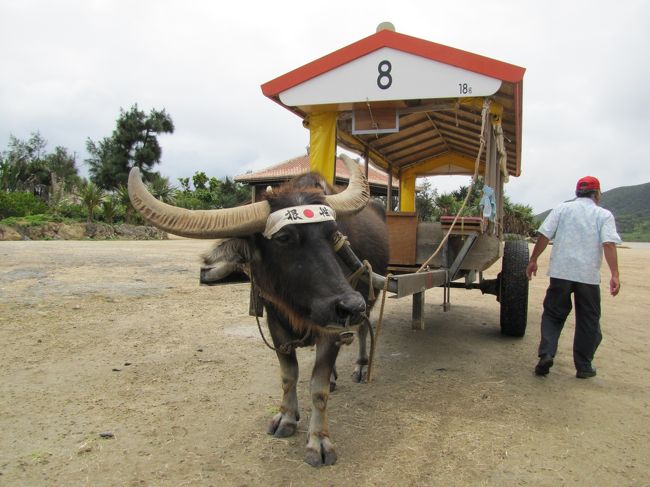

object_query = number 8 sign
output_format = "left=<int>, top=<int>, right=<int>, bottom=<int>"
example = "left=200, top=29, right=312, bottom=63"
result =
left=377, top=60, right=392, bottom=90
left=276, top=47, right=502, bottom=106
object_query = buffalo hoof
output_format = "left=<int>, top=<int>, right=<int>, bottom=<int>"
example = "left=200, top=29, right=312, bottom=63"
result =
left=304, top=436, right=337, bottom=467
left=352, top=365, right=367, bottom=383
left=267, top=412, right=298, bottom=438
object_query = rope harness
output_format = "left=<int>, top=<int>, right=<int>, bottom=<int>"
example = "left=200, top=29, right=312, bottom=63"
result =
left=334, top=234, right=393, bottom=381
left=367, top=270, right=391, bottom=382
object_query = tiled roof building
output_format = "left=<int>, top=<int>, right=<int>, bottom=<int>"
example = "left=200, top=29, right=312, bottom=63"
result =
left=235, top=154, right=398, bottom=202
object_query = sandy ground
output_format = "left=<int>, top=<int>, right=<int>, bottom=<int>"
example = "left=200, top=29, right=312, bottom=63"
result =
left=1, top=238, right=649, bottom=487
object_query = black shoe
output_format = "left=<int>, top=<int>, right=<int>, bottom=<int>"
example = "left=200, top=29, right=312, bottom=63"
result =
left=576, top=367, right=597, bottom=379
left=535, top=354, right=554, bottom=376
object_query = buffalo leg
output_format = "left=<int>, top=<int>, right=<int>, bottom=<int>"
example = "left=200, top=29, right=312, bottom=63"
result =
left=267, top=349, right=300, bottom=438
left=266, top=312, right=300, bottom=438
left=329, top=365, right=338, bottom=392
left=352, top=321, right=369, bottom=382
left=305, top=335, right=339, bottom=467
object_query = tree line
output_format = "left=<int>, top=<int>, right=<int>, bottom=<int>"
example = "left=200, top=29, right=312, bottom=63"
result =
left=415, top=178, right=539, bottom=236
left=0, top=105, right=250, bottom=224
left=1, top=103, right=538, bottom=236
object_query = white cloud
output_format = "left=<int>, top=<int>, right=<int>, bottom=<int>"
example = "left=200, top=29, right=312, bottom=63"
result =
left=1, top=0, right=649, bottom=213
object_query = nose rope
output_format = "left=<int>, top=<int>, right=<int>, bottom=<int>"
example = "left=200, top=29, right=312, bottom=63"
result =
left=335, top=231, right=391, bottom=382
left=251, top=273, right=359, bottom=355
left=345, top=259, right=376, bottom=303
left=251, top=274, right=311, bottom=355
left=366, top=272, right=391, bottom=382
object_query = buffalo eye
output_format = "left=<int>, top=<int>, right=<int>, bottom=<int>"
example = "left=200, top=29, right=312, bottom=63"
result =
left=272, top=228, right=298, bottom=246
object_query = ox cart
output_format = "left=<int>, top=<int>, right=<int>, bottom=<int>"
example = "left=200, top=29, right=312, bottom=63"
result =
left=207, top=23, right=529, bottom=336
left=133, top=23, right=530, bottom=466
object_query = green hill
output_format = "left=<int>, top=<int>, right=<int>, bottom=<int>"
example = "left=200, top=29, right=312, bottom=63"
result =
left=535, top=182, right=650, bottom=242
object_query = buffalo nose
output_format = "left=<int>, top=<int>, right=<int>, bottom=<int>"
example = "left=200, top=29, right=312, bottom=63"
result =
left=335, top=295, right=366, bottom=325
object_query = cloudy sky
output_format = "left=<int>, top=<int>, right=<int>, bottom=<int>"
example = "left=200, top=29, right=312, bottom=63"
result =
left=1, top=0, right=649, bottom=213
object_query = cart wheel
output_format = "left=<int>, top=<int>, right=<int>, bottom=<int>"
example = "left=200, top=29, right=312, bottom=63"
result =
left=499, top=240, right=529, bottom=337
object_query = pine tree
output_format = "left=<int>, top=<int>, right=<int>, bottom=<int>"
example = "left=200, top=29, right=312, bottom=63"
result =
left=86, top=104, right=174, bottom=190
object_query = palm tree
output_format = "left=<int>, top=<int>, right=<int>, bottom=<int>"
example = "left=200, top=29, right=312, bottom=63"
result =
left=77, top=181, right=105, bottom=223
left=503, top=196, right=538, bottom=236
left=115, top=185, right=135, bottom=224
left=148, top=174, right=176, bottom=204
left=434, top=194, right=457, bottom=217
left=101, top=195, right=118, bottom=224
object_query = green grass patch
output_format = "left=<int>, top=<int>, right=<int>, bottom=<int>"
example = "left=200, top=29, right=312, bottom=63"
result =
left=0, top=214, right=81, bottom=226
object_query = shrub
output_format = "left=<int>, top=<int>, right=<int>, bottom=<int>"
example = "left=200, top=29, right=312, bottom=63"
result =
left=175, top=191, right=212, bottom=210
left=0, top=191, right=48, bottom=219
left=57, top=202, right=86, bottom=220
left=100, top=197, right=118, bottom=224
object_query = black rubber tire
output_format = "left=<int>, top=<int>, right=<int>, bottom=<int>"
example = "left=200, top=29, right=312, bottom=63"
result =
left=499, top=240, right=529, bottom=337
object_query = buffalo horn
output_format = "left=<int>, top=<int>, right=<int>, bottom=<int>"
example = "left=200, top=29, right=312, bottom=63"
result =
left=128, top=154, right=369, bottom=239
left=128, top=168, right=270, bottom=238
left=324, top=154, right=369, bottom=214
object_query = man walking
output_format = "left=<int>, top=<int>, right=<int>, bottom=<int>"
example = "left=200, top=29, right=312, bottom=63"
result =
left=526, top=176, right=621, bottom=378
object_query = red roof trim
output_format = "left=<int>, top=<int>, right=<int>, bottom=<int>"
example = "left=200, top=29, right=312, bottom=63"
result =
left=261, top=29, right=525, bottom=98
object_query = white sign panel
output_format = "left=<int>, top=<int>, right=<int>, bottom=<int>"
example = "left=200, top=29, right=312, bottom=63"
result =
left=279, top=47, right=502, bottom=106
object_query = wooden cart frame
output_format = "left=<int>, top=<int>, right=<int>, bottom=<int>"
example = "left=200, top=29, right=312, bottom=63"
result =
left=258, top=24, right=530, bottom=335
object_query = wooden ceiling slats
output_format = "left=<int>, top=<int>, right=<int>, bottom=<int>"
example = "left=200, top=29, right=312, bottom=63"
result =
left=334, top=92, right=519, bottom=176
left=381, top=137, right=447, bottom=161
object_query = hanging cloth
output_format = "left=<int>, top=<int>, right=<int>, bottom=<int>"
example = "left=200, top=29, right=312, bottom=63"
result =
left=480, top=185, right=497, bottom=221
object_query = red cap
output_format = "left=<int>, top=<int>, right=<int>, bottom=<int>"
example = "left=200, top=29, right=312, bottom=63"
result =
left=576, top=176, right=600, bottom=192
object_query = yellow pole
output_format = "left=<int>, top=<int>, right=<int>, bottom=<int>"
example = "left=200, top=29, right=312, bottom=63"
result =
left=399, top=171, right=416, bottom=212
left=308, top=111, right=338, bottom=184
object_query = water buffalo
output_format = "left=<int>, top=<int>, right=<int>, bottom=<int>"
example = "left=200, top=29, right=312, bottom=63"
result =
left=128, top=155, right=389, bottom=466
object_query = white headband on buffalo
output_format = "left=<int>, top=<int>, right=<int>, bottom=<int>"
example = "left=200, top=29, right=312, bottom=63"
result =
left=263, top=205, right=336, bottom=239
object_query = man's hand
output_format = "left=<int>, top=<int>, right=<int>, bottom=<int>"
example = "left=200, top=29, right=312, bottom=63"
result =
left=526, top=260, right=537, bottom=280
left=526, top=235, right=549, bottom=281
left=610, top=275, right=620, bottom=296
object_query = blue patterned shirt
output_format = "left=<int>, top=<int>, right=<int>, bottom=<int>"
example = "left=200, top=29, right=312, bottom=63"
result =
left=538, top=197, right=621, bottom=285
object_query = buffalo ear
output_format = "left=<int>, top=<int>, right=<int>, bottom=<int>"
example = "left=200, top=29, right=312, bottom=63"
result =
left=201, top=238, right=253, bottom=266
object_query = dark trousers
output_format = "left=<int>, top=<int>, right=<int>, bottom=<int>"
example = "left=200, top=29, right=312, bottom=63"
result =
left=538, top=277, right=602, bottom=372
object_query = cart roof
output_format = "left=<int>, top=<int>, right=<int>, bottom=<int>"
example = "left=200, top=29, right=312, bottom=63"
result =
left=262, top=27, right=525, bottom=178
